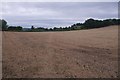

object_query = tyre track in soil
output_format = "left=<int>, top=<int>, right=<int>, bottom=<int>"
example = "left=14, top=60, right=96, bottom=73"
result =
left=44, top=38, right=118, bottom=78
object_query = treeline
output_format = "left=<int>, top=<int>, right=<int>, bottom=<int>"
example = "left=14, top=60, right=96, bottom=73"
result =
left=0, top=19, right=23, bottom=31
left=29, top=18, right=120, bottom=32
left=0, top=18, right=120, bottom=32
left=7, top=26, right=22, bottom=31
left=83, top=18, right=120, bottom=29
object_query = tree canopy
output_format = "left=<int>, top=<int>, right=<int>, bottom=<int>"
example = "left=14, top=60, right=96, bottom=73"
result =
left=7, top=26, right=23, bottom=31
left=0, top=19, right=8, bottom=31
left=1, top=18, right=120, bottom=32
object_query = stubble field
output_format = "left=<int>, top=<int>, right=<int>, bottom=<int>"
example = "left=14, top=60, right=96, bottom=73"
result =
left=2, top=26, right=118, bottom=78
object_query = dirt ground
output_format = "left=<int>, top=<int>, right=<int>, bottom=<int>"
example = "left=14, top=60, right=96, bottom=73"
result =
left=2, top=26, right=118, bottom=78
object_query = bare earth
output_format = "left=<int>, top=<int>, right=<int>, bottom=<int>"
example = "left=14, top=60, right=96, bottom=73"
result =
left=2, top=26, right=118, bottom=78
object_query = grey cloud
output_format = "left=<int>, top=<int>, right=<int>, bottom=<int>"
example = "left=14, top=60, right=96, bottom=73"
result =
left=1, top=2, right=118, bottom=28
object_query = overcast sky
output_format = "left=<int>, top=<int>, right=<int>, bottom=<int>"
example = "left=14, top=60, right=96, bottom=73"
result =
left=0, top=2, right=118, bottom=28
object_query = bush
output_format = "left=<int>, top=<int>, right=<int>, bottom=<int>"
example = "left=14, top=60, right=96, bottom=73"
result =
left=8, top=26, right=23, bottom=31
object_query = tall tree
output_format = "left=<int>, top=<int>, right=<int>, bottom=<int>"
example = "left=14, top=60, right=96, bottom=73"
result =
left=31, top=26, right=35, bottom=30
left=0, top=19, right=8, bottom=31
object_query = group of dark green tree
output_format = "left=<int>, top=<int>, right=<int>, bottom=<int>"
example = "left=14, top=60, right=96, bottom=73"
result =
left=0, top=18, right=120, bottom=32
left=0, top=19, right=22, bottom=31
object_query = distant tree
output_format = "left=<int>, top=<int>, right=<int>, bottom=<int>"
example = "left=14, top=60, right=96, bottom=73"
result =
left=49, top=28, right=53, bottom=31
left=59, top=27, right=63, bottom=31
left=53, top=27, right=57, bottom=31
left=83, top=18, right=120, bottom=29
left=36, top=27, right=46, bottom=32
left=0, top=19, right=2, bottom=31
left=7, top=26, right=23, bottom=31
left=84, top=18, right=96, bottom=29
left=17, top=26, right=23, bottom=31
left=118, top=19, right=120, bottom=25
left=0, top=19, right=8, bottom=31
left=31, top=26, right=35, bottom=30
left=44, top=28, right=48, bottom=31
left=76, top=23, right=83, bottom=26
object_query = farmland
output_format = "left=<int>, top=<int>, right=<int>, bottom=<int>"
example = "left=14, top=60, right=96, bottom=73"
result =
left=2, top=25, right=118, bottom=78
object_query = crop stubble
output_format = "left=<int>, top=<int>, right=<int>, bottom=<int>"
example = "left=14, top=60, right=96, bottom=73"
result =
left=2, top=26, right=118, bottom=78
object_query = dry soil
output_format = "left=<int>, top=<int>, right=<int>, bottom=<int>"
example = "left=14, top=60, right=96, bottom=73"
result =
left=2, top=26, right=118, bottom=78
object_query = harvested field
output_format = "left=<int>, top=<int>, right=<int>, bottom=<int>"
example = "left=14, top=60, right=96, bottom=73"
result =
left=2, top=26, right=118, bottom=78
